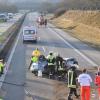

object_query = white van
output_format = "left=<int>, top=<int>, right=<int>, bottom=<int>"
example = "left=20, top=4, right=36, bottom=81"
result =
left=23, top=26, right=37, bottom=42
left=7, top=13, right=13, bottom=19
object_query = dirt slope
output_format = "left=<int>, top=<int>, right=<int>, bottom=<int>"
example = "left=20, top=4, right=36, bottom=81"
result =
left=52, top=10, right=100, bottom=48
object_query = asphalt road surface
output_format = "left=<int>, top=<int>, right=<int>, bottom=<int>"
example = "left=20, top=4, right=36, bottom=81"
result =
left=0, top=12, right=100, bottom=100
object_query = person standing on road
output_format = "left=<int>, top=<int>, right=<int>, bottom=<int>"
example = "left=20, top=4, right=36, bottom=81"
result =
left=32, top=48, right=41, bottom=57
left=55, top=53, right=64, bottom=77
left=47, top=52, right=56, bottom=76
left=0, top=59, right=5, bottom=76
left=67, top=66, right=79, bottom=100
left=28, top=56, right=38, bottom=70
left=94, top=67, right=100, bottom=99
left=78, top=68, right=92, bottom=100
left=44, top=19, right=47, bottom=27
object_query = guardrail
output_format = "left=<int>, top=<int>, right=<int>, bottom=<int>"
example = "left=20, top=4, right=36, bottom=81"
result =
left=0, top=14, right=26, bottom=60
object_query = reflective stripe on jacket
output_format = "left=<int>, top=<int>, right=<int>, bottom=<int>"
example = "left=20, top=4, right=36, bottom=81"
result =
left=47, top=55, right=55, bottom=66
left=68, top=70, right=77, bottom=88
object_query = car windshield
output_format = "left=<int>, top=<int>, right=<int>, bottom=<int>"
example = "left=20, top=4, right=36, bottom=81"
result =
left=24, top=30, right=35, bottom=34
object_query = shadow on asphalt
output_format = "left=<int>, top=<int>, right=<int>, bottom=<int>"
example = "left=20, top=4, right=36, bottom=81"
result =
left=25, top=87, right=50, bottom=100
left=23, top=40, right=71, bottom=49
left=26, top=78, right=52, bottom=86
left=22, top=38, right=98, bottom=51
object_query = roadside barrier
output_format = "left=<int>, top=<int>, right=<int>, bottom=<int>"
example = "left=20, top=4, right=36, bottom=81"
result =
left=0, top=14, right=26, bottom=60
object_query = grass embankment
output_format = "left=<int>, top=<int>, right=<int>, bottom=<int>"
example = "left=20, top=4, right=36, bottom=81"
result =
left=51, top=10, right=100, bottom=49
left=0, top=25, right=17, bottom=43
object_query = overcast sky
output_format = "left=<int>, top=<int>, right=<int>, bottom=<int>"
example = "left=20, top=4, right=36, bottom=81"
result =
left=9, top=0, right=61, bottom=3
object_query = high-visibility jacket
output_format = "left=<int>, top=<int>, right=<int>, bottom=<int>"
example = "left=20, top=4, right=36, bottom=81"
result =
left=47, top=55, right=55, bottom=66
left=68, top=69, right=77, bottom=88
left=32, top=50, right=41, bottom=57
left=0, top=63, right=4, bottom=72
left=31, top=56, right=38, bottom=63
left=95, top=75, right=100, bottom=86
left=94, top=74, right=100, bottom=96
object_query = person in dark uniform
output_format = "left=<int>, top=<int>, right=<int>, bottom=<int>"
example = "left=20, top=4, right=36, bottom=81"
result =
left=55, top=53, right=64, bottom=77
left=67, top=66, right=79, bottom=100
left=44, top=19, right=47, bottom=27
left=47, top=52, right=56, bottom=76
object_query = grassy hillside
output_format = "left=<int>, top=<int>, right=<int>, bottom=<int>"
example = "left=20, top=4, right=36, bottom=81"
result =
left=63, top=10, right=100, bottom=28
left=52, top=10, right=100, bottom=48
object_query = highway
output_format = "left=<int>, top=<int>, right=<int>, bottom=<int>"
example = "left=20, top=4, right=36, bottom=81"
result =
left=0, top=13, right=23, bottom=35
left=0, top=12, right=100, bottom=100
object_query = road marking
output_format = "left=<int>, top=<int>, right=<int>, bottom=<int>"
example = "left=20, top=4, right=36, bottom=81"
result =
left=48, top=27, right=98, bottom=66
left=0, top=27, right=22, bottom=88
left=42, top=46, right=46, bottom=53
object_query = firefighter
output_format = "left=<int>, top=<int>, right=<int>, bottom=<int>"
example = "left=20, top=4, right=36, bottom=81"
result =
left=47, top=51, right=56, bottom=76
left=78, top=68, right=92, bottom=100
left=55, top=53, right=64, bottom=77
left=67, top=65, right=79, bottom=100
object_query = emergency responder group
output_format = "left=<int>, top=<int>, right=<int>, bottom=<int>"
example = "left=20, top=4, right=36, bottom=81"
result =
left=37, top=15, right=48, bottom=28
left=29, top=48, right=100, bottom=100
left=29, top=48, right=64, bottom=78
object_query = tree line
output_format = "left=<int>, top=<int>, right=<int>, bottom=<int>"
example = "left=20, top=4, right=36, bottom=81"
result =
left=0, top=1, right=18, bottom=13
left=39, top=0, right=100, bottom=13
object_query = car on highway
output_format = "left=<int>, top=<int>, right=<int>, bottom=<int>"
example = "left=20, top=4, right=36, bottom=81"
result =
left=0, top=13, right=8, bottom=22
left=7, top=13, right=13, bottom=19
left=30, top=56, right=79, bottom=77
left=23, top=26, right=37, bottom=43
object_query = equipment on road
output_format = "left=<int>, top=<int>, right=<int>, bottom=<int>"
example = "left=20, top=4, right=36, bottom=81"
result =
left=23, top=26, right=37, bottom=43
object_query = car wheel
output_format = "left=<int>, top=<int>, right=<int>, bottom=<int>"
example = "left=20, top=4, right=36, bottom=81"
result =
left=34, top=40, right=37, bottom=43
left=23, top=40, right=25, bottom=43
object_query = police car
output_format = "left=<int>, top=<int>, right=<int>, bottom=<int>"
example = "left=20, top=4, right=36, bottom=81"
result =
left=23, top=26, right=37, bottom=43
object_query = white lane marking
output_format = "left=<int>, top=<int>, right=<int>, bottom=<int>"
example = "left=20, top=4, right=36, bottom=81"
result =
left=48, top=27, right=98, bottom=66
left=42, top=46, right=46, bottom=53
left=0, top=28, right=22, bottom=88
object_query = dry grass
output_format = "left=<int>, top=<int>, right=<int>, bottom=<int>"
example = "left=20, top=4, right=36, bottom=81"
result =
left=0, top=24, right=17, bottom=43
left=51, top=10, right=100, bottom=47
